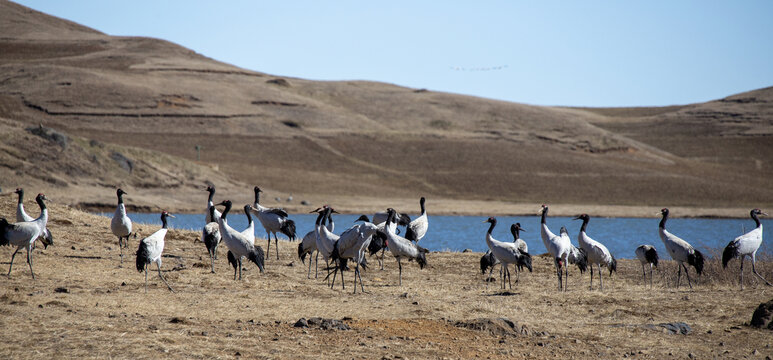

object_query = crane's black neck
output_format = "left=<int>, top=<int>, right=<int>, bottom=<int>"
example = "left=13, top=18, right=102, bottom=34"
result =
left=487, top=219, right=497, bottom=235
left=16, top=189, right=23, bottom=204
left=326, top=212, right=334, bottom=227
left=253, top=188, right=261, bottom=205
left=315, top=209, right=326, bottom=226
left=208, top=205, right=216, bottom=222
left=510, top=224, right=520, bottom=240
left=117, top=191, right=124, bottom=205
left=161, top=213, right=169, bottom=229
left=580, top=217, right=589, bottom=233
left=659, top=211, right=668, bottom=229
left=751, top=210, right=761, bottom=228
left=244, top=206, right=252, bottom=225
left=35, top=195, right=46, bottom=211
left=221, top=201, right=232, bottom=221
left=207, top=188, right=215, bottom=203
left=419, top=197, right=426, bottom=214
left=541, top=207, right=548, bottom=224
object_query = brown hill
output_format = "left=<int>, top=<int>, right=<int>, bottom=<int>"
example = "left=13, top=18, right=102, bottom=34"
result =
left=1, top=0, right=771, bottom=215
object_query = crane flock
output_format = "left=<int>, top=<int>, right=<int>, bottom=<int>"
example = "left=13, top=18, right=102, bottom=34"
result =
left=1, top=186, right=771, bottom=294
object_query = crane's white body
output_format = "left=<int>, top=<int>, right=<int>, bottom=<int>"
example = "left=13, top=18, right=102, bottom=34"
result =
left=384, top=212, right=427, bottom=286
left=485, top=227, right=526, bottom=289
left=2, top=194, right=48, bottom=279
left=16, top=189, right=52, bottom=248
left=658, top=209, right=704, bottom=289
left=635, top=244, right=658, bottom=287
left=331, top=221, right=379, bottom=292
left=540, top=206, right=571, bottom=291
left=217, top=204, right=264, bottom=280
left=577, top=216, right=614, bottom=291
left=251, top=187, right=296, bottom=261
left=722, top=209, right=771, bottom=289
left=135, top=212, right=175, bottom=292
left=405, top=197, right=428, bottom=242
left=299, top=214, right=334, bottom=279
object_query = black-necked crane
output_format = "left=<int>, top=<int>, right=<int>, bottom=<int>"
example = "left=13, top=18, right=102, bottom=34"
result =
left=15, top=188, right=53, bottom=249
left=314, top=206, right=340, bottom=283
left=135, top=211, right=175, bottom=292
left=241, top=205, right=256, bottom=245
left=362, top=215, right=390, bottom=270
left=540, top=204, right=587, bottom=291
left=384, top=208, right=429, bottom=286
left=250, top=186, right=296, bottom=260
left=405, top=197, right=428, bottom=242
left=658, top=208, right=704, bottom=289
left=1, top=193, right=49, bottom=279
left=635, top=245, right=658, bottom=287
left=299, top=207, right=337, bottom=279
left=329, top=218, right=383, bottom=293
left=204, top=184, right=222, bottom=224
left=573, top=214, right=617, bottom=291
left=110, top=188, right=132, bottom=264
left=215, top=200, right=265, bottom=280
left=722, top=208, right=771, bottom=289
left=373, top=210, right=410, bottom=228
left=483, top=217, right=532, bottom=290
left=202, top=205, right=221, bottom=273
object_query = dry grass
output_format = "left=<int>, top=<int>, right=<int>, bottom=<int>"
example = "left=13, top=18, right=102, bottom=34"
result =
left=2, top=200, right=772, bottom=359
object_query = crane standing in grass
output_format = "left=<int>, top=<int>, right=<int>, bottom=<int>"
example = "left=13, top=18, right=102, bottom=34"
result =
left=658, top=208, right=704, bottom=289
left=483, top=217, right=532, bottom=290
left=573, top=214, right=616, bottom=291
left=722, top=208, right=771, bottom=289
left=384, top=208, right=429, bottom=286
left=250, top=186, right=296, bottom=261
left=405, top=197, right=428, bottom=242
left=635, top=245, right=659, bottom=287
left=216, top=200, right=265, bottom=280
left=15, top=188, right=53, bottom=250
left=1, top=193, right=49, bottom=279
left=110, top=188, right=132, bottom=265
left=135, top=211, right=175, bottom=293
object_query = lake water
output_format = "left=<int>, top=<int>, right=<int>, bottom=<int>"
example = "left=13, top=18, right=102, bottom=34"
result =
left=98, top=212, right=773, bottom=259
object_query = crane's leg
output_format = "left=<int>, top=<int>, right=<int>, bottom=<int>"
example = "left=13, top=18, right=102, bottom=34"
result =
left=515, top=265, right=520, bottom=284
left=739, top=256, right=745, bottom=290
left=156, top=262, right=175, bottom=292
left=380, top=248, right=386, bottom=270
left=486, top=264, right=494, bottom=290
left=314, top=251, right=319, bottom=279
left=357, top=263, right=366, bottom=294
left=641, top=263, right=646, bottom=285
left=751, top=255, right=773, bottom=286
left=682, top=263, right=693, bottom=289
left=307, top=251, right=313, bottom=279
left=598, top=264, right=603, bottom=291
left=644, top=263, right=652, bottom=289
left=213, top=241, right=218, bottom=260
left=398, top=258, right=403, bottom=286
left=26, top=246, right=35, bottom=280
left=119, top=237, right=124, bottom=264
left=565, top=257, right=570, bottom=292
left=274, top=234, right=280, bottom=260
left=554, top=258, right=562, bottom=291
left=507, top=264, right=512, bottom=290
left=590, top=262, right=594, bottom=290
left=7, top=247, right=21, bottom=276
left=676, top=262, right=682, bottom=288
left=266, top=232, right=271, bottom=261
left=352, top=263, right=358, bottom=294
left=144, top=265, right=149, bottom=293
left=209, top=251, right=215, bottom=274
left=238, top=258, right=243, bottom=280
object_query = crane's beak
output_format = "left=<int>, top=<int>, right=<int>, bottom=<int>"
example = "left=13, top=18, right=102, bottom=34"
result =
left=762, top=212, right=770, bottom=216
left=572, top=216, right=581, bottom=220
left=168, top=214, right=176, bottom=218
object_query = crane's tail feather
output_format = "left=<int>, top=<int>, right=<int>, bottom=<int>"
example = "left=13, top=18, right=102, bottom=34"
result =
left=688, top=249, right=705, bottom=275
left=608, top=255, right=617, bottom=275
left=135, top=241, right=150, bottom=273
left=227, top=250, right=238, bottom=270
left=249, top=247, right=265, bottom=273
left=722, top=241, right=739, bottom=268
left=41, top=228, right=53, bottom=248
left=519, top=252, right=533, bottom=273
left=570, top=246, right=588, bottom=273
left=397, top=213, right=411, bottom=226
left=280, top=219, right=297, bottom=241
left=480, top=251, right=496, bottom=274
left=645, top=247, right=658, bottom=267
left=416, top=246, right=429, bottom=269
left=0, top=218, right=9, bottom=246
left=298, top=242, right=307, bottom=264
left=368, top=236, right=386, bottom=256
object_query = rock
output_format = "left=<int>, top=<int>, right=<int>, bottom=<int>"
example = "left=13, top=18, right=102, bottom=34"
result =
left=110, top=151, right=134, bottom=173
left=27, top=124, right=68, bottom=150
left=301, top=200, right=310, bottom=205
left=657, top=322, right=692, bottom=335
left=462, top=249, right=472, bottom=253
left=294, top=317, right=349, bottom=330
left=54, top=287, right=69, bottom=293
left=751, top=298, right=773, bottom=329
left=294, top=318, right=308, bottom=328
left=453, top=318, right=526, bottom=337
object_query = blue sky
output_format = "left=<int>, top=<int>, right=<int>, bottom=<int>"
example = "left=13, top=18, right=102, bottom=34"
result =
left=14, top=1, right=773, bottom=107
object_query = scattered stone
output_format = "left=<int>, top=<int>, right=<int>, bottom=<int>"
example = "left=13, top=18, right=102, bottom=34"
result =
left=121, top=282, right=127, bottom=286
left=27, top=124, right=68, bottom=150
left=54, top=287, right=69, bottom=293
left=169, top=317, right=188, bottom=324
left=110, top=151, right=134, bottom=173
left=751, top=298, right=773, bottom=329
left=453, top=318, right=528, bottom=337
left=656, top=322, right=692, bottom=335
left=412, top=301, right=419, bottom=305
left=294, top=317, right=350, bottom=330
left=399, top=293, right=408, bottom=298
left=294, top=318, right=309, bottom=328
left=462, top=249, right=472, bottom=253
left=301, top=200, right=310, bottom=205
left=286, top=262, right=295, bottom=267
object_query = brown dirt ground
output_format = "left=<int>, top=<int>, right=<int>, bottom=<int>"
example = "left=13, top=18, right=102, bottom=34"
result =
left=1, top=200, right=772, bottom=359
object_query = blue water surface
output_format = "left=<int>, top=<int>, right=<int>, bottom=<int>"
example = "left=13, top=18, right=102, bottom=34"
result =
left=98, top=212, right=772, bottom=259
